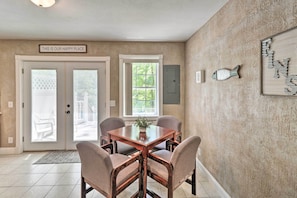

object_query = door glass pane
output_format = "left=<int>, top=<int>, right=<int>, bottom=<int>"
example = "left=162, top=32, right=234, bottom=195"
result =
left=31, top=70, right=57, bottom=142
left=73, top=70, right=98, bottom=141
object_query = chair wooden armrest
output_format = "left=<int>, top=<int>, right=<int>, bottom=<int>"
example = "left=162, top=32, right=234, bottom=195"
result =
left=129, top=151, right=141, bottom=157
left=166, top=139, right=180, bottom=151
left=77, top=141, right=141, bottom=198
left=113, top=152, right=141, bottom=175
left=111, top=152, right=141, bottom=194
left=148, top=152, right=173, bottom=172
left=175, top=131, right=182, bottom=142
left=100, top=135, right=110, bottom=145
left=101, top=143, right=114, bottom=154
left=147, top=136, right=201, bottom=198
left=148, top=152, right=173, bottom=189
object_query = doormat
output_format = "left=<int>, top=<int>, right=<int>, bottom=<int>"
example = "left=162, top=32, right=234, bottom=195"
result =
left=34, top=151, right=80, bottom=164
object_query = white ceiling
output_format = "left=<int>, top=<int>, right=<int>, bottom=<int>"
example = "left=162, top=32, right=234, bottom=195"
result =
left=0, top=0, right=228, bottom=42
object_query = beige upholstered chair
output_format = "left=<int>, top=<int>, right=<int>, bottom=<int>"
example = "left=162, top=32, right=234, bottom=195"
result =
left=147, top=136, right=201, bottom=198
left=76, top=141, right=141, bottom=198
left=155, top=115, right=182, bottom=150
left=100, top=117, right=137, bottom=155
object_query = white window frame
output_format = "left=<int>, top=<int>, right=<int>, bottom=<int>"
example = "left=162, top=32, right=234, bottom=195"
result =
left=119, top=54, right=163, bottom=121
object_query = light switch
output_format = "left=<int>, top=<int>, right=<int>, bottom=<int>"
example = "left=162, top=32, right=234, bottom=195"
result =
left=196, top=70, right=205, bottom=83
left=8, top=101, right=13, bottom=108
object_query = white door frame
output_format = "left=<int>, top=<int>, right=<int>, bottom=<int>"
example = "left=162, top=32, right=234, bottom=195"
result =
left=12, top=55, right=110, bottom=154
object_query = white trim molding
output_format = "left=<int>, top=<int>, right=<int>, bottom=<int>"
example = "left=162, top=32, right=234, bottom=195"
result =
left=119, top=54, right=163, bottom=119
left=0, top=55, right=111, bottom=154
left=0, top=147, right=21, bottom=155
left=197, top=159, right=231, bottom=198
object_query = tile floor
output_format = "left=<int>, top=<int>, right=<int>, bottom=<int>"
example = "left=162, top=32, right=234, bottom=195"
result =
left=0, top=152, right=222, bottom=198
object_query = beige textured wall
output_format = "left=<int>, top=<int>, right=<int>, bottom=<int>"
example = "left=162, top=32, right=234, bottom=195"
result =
left=0, top=41, right=185, bottom=147
left=185, top=0, right=297, bottom=197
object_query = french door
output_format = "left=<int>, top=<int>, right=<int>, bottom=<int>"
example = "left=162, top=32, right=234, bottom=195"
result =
left=23, top=61, right=107, bottom=151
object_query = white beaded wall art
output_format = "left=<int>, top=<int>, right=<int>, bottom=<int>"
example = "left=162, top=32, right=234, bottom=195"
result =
left=261, top=27, right=297, bottom=96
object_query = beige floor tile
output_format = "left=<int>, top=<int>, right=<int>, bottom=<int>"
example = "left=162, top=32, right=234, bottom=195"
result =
left=48, top=164, right=74, bottom=173
left=12, top=173, right=44, bottom=186
left=201, top=181, right=221, bottom=197
left=196, top=168, right=209, bottom=182
left=56, top=172, right=80, bottom=185
left=117, top=180, right=139, bottom=197
left=0, top=174, right=22, bottom=187
left=68, top=184, right=81, bottom=198
left=91, top=190, right=106, bottom=198
left=22, top=186, right=53, bottom=198
left=147, top=181, right=167, bottom=197
left=31, top=164, right=55, bottom=174
left=173, top=187, right=188, bottom=197
left=0, top=187, right=9, bottom=194
left=35, top=173, right=65, bottom=186
left=0, top=152, right=225, bottom=198
left=45, top=185, right=75, bottom=198
left=13, top=164, right=37, bottom=174
left=181, top=181, right=209, bottom=197
left=66, top=163, right=81, bottom=173
left=0, top=164, right=19, bottom=174
left=0, top=186, right=30, bottom=198
left=70, top=185, right=98, bottom=198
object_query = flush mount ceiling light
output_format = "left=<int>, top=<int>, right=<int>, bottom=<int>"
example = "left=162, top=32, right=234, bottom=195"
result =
left=30, top=0, right=55, bottom=8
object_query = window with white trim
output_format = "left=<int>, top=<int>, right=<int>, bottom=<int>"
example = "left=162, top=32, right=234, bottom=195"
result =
left=119, top=54, right=163, bottom=119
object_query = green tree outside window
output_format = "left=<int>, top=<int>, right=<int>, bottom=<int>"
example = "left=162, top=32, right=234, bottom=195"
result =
left=132, top=63, right=157, bottom=115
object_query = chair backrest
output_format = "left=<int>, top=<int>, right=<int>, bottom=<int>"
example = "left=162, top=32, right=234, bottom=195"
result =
left=156, top=115, right=182, bottom=132
left=76, top=142, right=113, bottom=194
left=170, top=136, right=201, bottom=189
left=100, top=117, right=125, bottom=137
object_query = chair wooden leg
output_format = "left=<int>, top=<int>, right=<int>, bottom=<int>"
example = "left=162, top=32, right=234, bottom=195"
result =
left=168, top=176, right=173, bottom=198
left=168, top=187, right=173, bottom=198
left=81, top=177, right=86, bottom=198
left=147, top=188, right=161, bottom=198
left=165, top=140, right=171, bottom=151
left=114, top=141, right=118, bottom=153
left=192, top=168, right=196, bottom=195
left=139, top=154, right=144, bottom=197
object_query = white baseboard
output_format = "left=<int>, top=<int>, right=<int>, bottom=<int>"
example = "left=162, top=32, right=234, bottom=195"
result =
left=196, top=159, right=231, bottom=198
left=0, top=147, right=22, bottom=155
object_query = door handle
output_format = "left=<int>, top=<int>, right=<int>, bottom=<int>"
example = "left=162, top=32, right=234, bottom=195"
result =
left=65, top=111, right=70, bottom=114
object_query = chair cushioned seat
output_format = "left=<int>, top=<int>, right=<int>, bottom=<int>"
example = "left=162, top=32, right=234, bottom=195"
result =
left=154, top=141, right=167, bottom=150
left=100, top=117, right=137, bottom=155
left=148, top=136, right=200, bottom=192
left=117, top=142, right=137, bottom=155
left=147, top=150, right=172, bottom=181
left=155, top=115, right=182, bottom=150
left=110, top=154, right=139, bottom=187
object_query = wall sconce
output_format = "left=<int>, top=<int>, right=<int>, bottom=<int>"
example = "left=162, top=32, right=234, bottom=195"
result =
left=30, top=0, right=55, bottom=8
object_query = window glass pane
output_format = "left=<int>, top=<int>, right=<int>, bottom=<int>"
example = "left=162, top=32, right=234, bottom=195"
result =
left=132, top=63, right=157, bottom=116
left=31, top=69, right=57, bottom=142
left=73, top=70, right=98, bottom=141
left=120, top=54, right=162, bottom=118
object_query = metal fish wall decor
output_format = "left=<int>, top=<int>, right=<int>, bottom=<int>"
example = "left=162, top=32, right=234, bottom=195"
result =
left=212, top=65, right=241, bottom=81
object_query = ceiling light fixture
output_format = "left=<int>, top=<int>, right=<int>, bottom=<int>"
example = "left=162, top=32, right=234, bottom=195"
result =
left=30, top=0, right=55, bottom=8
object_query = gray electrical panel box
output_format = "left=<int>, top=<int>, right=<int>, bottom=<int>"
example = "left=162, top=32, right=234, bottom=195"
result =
left=163, top=65, right=180, bottom=104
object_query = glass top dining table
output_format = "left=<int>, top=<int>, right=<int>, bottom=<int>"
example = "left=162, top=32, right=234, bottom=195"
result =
left=108, top=125, right=178, bottom=198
